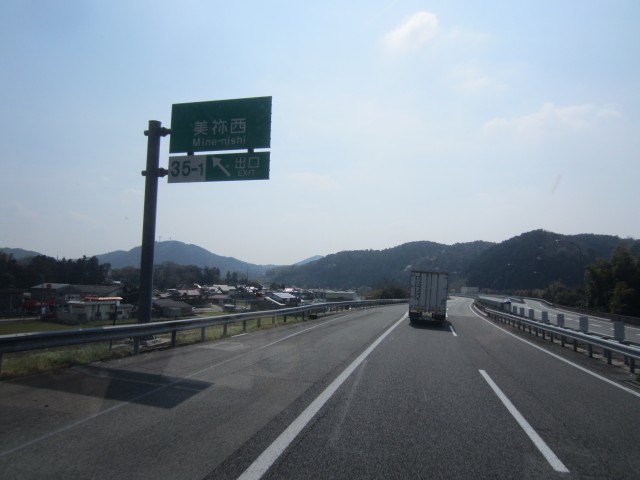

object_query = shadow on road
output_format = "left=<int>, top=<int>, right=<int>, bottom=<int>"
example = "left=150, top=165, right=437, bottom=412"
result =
left=408, top=320, right=451, bottom=331
left=6, top=365, right=212, bottom=409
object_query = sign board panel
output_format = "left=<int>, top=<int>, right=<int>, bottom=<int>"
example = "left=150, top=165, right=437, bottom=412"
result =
left=169, top=96, right=272, bottom=154
left=168, top=152, right=270, bottom=183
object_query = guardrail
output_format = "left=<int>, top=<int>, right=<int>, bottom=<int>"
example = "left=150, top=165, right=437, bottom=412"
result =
left=539, top=302, right=640, bottom=326
left=472, top=294, right=640, bottom=326
left=0, top=299, right=407, bottom=375
left=474, top=300, right=640, bottom=374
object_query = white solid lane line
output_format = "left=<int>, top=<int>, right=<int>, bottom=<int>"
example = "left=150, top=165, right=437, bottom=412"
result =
left=479, top=370, right=569, bottom=474
left=237, top=313, right=408, bottom=480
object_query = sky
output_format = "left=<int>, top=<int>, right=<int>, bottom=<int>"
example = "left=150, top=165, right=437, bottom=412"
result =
left=1, top=0, right=639, bottom=266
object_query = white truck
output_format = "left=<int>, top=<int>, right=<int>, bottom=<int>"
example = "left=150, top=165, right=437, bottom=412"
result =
left=408, top=270, right=448, bottom=325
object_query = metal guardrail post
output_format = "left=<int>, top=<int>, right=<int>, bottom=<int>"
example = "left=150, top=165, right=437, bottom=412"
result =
left=528, top=309, right=535, bottom=320
left=223, top=323, right=228, bottom=337
left=171, top=331, right=177, bottom=348
left=242, top=320, right=246, bottom=332
left=557, top=313, right=567, bottom=347
left=613, top=322, right=625, bottom=342
left=200, top=327, right=205, bottom=342
left=541, top=311, right=549, bottom=323
left=579, top=316, right=589, bottom=333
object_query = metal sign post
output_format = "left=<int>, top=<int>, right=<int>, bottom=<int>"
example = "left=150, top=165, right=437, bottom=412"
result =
left=138, top=121, right=170, bottom=330
left=136, top=97, right=271, bottom=342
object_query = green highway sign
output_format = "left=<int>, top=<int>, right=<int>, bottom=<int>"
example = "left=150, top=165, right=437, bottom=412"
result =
left=168, top=152, right=270, bottom=183
left=169, top=96, right=272, bottom=154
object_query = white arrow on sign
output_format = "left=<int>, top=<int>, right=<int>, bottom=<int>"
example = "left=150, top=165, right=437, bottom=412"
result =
left=210, top=157, right=231, bottom=177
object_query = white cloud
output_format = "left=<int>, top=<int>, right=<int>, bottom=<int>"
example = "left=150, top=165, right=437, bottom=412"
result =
left=382, top=11, right=439, bottom=54
left=483, top=102, right=621, bottom=140
left=450, top=65, right=507, bottom=93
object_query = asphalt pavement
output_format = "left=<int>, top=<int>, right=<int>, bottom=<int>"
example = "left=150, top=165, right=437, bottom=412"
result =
left=1, top=300, right=639, bottom=479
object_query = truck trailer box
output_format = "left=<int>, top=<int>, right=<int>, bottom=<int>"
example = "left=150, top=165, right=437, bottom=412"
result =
left=409, top=270, right=448, bottom=324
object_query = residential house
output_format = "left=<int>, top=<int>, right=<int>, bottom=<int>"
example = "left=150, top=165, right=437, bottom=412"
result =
left=58, top=296, right=133, bottom=324
left=153, top=298, right=194, bottom=318
left=267, top=292, right=300, bottom=306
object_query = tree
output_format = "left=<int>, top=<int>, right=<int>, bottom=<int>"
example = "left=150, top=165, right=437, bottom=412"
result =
left=610, top=281, right=637, bottom=316
left=585, top=259, right=614, bottom=311
left=584, top=244, right=640, bottom=316
left=111, top=266, right=140, bottom=288
left=544, top=281, right=579, bottom=307
left=202, top=266, right=221, bottom=285
left=0, top=252, right=18, bottom=288
left=609, top=245, right=640, bottom=315
left=375, top=285, right=409, bottom=299
left=85, top=256, right=108, bottom=284
left=26, top=255, right=59, bottom=286
left=611, top=245, right=638, bottom=285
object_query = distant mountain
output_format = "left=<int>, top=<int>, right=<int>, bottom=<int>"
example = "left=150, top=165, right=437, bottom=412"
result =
left=296, top=255, right=323, bottom=265
left=266, top=240, right=494, bottom=290
left=96, top=240, right=277, bottom=278
left=0, top=247, right=42, bottom=261
left=6, top=230, right=639, bottom=291
left=264, top=230, right=640, bottom=291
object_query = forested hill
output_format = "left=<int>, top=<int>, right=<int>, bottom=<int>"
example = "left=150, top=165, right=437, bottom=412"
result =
left=465, top=230, right=640, bottom=291
left=266, top=230, right=640, bottom=291
left=266, top=240, right=494, bottom=290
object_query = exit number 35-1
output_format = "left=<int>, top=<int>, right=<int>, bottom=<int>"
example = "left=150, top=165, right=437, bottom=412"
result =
left=170, top=159, right=204, bottom=177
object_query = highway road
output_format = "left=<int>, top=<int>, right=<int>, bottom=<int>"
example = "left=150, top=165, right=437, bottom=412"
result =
left=1, top=299, right=639, bottom=479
